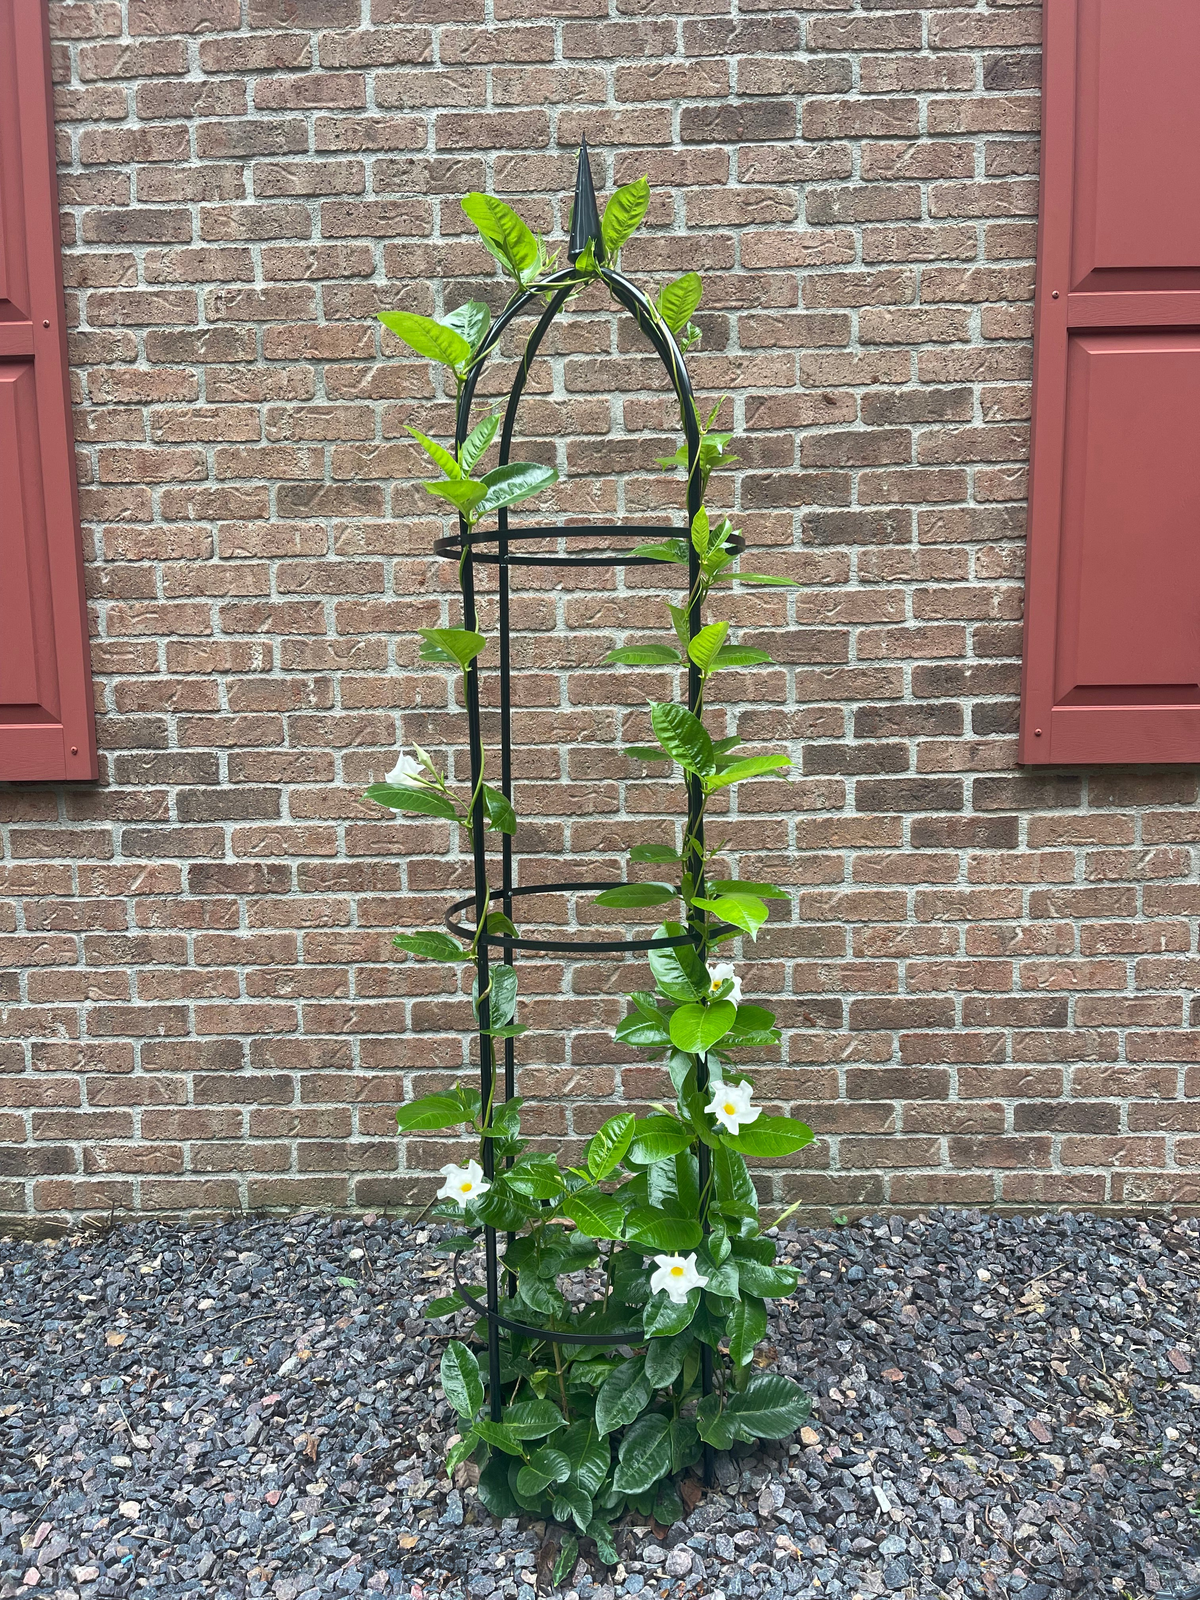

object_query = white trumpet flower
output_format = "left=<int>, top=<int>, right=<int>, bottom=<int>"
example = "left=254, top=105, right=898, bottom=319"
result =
left=436, top=1159, right=490, bottom=1209
left=705, top=1077, right=761, bottom=1136
left=649, top=1252, right=709, bottom=1305
left=385, top=748, right=427, bottom=789
left=706, top=961, right=742, bottom=1005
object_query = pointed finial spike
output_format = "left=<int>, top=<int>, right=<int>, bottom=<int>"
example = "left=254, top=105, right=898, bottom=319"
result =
left=568, top=136, right=604, bottom=265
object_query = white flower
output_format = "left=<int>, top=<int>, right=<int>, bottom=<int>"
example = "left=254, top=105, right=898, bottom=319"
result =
left=385, top=749, right=426, bottom=789
left=705, top=1077, right=761, bottom=1136
left=649, top=1252, right=709, bottom=1305
left=706, top=962, right=742, bottom=1005
left=436, top=1159, right=490, bottom=1209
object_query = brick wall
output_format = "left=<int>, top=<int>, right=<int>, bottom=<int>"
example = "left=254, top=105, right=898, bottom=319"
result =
left=3, top=0, right=1197, bottom=1230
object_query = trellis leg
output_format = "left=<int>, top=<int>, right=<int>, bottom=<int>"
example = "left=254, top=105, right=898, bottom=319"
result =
left=461, top=536, right=503, bottom=1424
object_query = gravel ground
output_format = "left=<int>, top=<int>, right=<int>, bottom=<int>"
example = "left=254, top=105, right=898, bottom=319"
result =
left=1, top=1208, right=1198, bottom=1600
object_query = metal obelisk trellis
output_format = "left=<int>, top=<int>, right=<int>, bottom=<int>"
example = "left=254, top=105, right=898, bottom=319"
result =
left=439, top=143, right=735, bottom=1484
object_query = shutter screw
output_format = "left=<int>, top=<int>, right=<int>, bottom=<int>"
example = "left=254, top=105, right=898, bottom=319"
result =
left=1051, top=291, right=1059, bottom=300
left=70, top=746, right=78, bottom=755
left=1034, top=728, right=1043, bottom=737
left=42, top=319, right=49, bottom=328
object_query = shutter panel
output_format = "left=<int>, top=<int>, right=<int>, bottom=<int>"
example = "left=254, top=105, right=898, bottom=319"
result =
left=0, top=0, right=96, bottom=781
left=1020, top=0, right=1200, bottom=764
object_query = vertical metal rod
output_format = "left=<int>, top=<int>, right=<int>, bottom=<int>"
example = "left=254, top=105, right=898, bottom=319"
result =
left=459, top=525, right=503, bottom=1422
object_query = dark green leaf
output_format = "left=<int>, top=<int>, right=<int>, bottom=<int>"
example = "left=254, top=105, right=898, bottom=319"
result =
left=560, top=1188, right=625, bottom=1241
left=643, top=1288, right=699, bottom=1337
left=725, top=1116, right=814, bottom=1160
left=395, top=1095, right=468, bottom=1133
left=506, top=1154, right=565, bottom=1200
left=593, top=883, right=676, bottom=908
left=600, top=174, right=649, bottom=258
left=379, top=310, right=472, bottom=371
left=654, top=1476, right=685, bottom=1526
left=587, top=1515, right=618, bottom=1566
left=553, top=1481, right=593, bottom=1533
left=735, top=1259, right=799, bottom=1299
left=628, top=1115, right=694, bottom=1166
left=656, top=271, right=702, bottom=335
left=440, top=1340, right=484, bottom=1420
left=612, top=1412, right=671, bottom=1496
left=587, top=1113, right=636, bottom=1181
left=595, top=1355, right=651, bottom=1436
left=485, top=909, right=519, bottom=939
left=366, top=784, right=458, bottom=821
left=647, top=930, right=707, bottom=1002
left=726, top=1295, right=767, bottom=1366
left=624, top=1210, right=702, bottom=1252
left=475, top=1418, right=524, bottom=1455
left=725, top=1373, right=810, bottom=1440
left=644, top=1328, right=693, bottom=1388
left=668, top=1000, right=736, bottom=1054
left=502, top=1398, right=567, bottom=1439
left=712, top=1145, right=758, bottom=1220
left=553, top=1533, right=579, bottom=1588
left=423, top=1292, right=465, bottom=1318
left=478, top=1453, right=520, bottom=1517
left=446, top=1431, right=479, bottom=1473
left=559, top=1419, right=611, bottom=1496
left=516, top=1445, right=572, bottom=1498
left=614, top=1011, right=671, bottom=1051
left=481, top=783, right=516, bottom=835
left=476, top=461, right=558, bottom=518
left=668, top=1417, right=700, bottom=1478
left=650, top=702, right=714, bottom=777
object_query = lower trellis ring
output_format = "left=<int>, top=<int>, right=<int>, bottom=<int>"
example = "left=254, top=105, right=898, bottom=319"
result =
left=452, top=1235, right=645, bottom=1346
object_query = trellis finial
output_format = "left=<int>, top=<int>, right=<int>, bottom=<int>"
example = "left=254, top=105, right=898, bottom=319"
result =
left=567, top=135, right=604, bottom=264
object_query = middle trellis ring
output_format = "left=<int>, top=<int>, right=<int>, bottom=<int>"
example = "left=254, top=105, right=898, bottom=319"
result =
left=445, top=879, right=734, bottom=954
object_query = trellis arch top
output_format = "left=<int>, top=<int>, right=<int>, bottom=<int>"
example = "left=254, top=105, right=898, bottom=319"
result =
left=433, top=141, right=742, bottom=571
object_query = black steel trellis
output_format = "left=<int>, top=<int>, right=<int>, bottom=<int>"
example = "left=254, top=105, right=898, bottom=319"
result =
left=442, top=143, right=719, bottom=1483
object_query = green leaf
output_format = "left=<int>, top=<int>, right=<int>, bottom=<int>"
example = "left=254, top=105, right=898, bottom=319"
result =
left=446, top=1430, right=479, bottom=1473
left=725, top=1116, right=815, bottom=1160
left=405, top=424, right=462, bottom=480
left=475, top=964, right=517, bottom=1027
left=506, top=1154, right=566, bottom=1200
left=690, top=505, right=710, bottom=555
left=712, top=1145, right=759, bottom=1220
left=593, top=883, right=676, bottom=909
left=703, top=752, right=790, bottom=792
left=587, top=1113, right=636, bottom=1181
left=644, top=1328, right=693, bottom=1388
left=668, top=1417, right=700, bottom=1478
left=481, top=784, right=516, bottom=835
left=423, top=1292, right=465, bottom=1318
left=418, top=627, right=488, bottom=671
left=648, top=931, right=707, bottom=1002
left=628, top=1114, right=694, bottom=1166
left=440, top=1340, right=484, bottom=1420
left=366, top=783, right=458, bottom=821
left=654, top=1476, right=686, bottom=1526
left=379, top=310, right=473, bottom=371
left=692, top=893, right=769, bottom=941
left=726, top=1373, right=811, bottom=1441
left=624, top=1210, right=702, bottom=1252
left=395, top=1094, right=468, bottom=1133
left=595, top=1355, right=652, bottom=1436
left=421, top=476, right=489, bottom=514
left=443, top=298, right=491, bottom=353
left=727, top=571, right=797, bottom=586
left=587, top=1515, right=618, bottom=1566
left=710, top=645, right=773, bottom=670
left=650, top=702, right=715, bottom=777
left=459, top=412, right=498, bottom=474
left=630, top=539, right=688, bottom=564
left=736, top=1259, right=799, bottom=1299
left=561, top=1187, right=626, bottom=1241
left=643, top=1287, right=699, bottom=1337
left=665, top=601, right=691, bottom=651
left=668, top=999, right=737, bottom=1054
left=475, top=460, right=559, bottom=518
left=656, top=271, right=702, bottom=335
left=686, top=621, right=729, bottom=675
left=461, top=193, right=541, bottom=284
left=710, top=879, right=789, bottom=900
left=502, top=1398, right=568, bottom=1439
left=485, top=909, right=519, bottom=939
left=624, top=745, right=673, bottom=763
left=630, top=842, right=680, bottom=863
left=474, top=1418, right=524, bottom=1456
left=615, top=1010, right=672, bottom=1052
left=696, top=1391, right=735, bottom=1450
left=604, top=643, right=682, bottom=667
left=552, top=1481, right=594, bottom=1534
left=516, top=1445, right=573, bottom=1498
left=726, top=1295, right=768, bottom=1366
left=600, top=174, right=649, bottom=258
left=612, top=1411, right=671, bottom=1496
left=559, top=1419, right=610, bottom=1496
left=478, top=1452, right=520, bottom=1517
left=553, top=1533, right=579, bottom=1588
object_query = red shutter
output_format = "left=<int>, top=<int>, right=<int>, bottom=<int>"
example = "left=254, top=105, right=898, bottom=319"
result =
left=1020, top=0, right=1200, bottom=764
left=0, top=0, right=96, bottom=782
